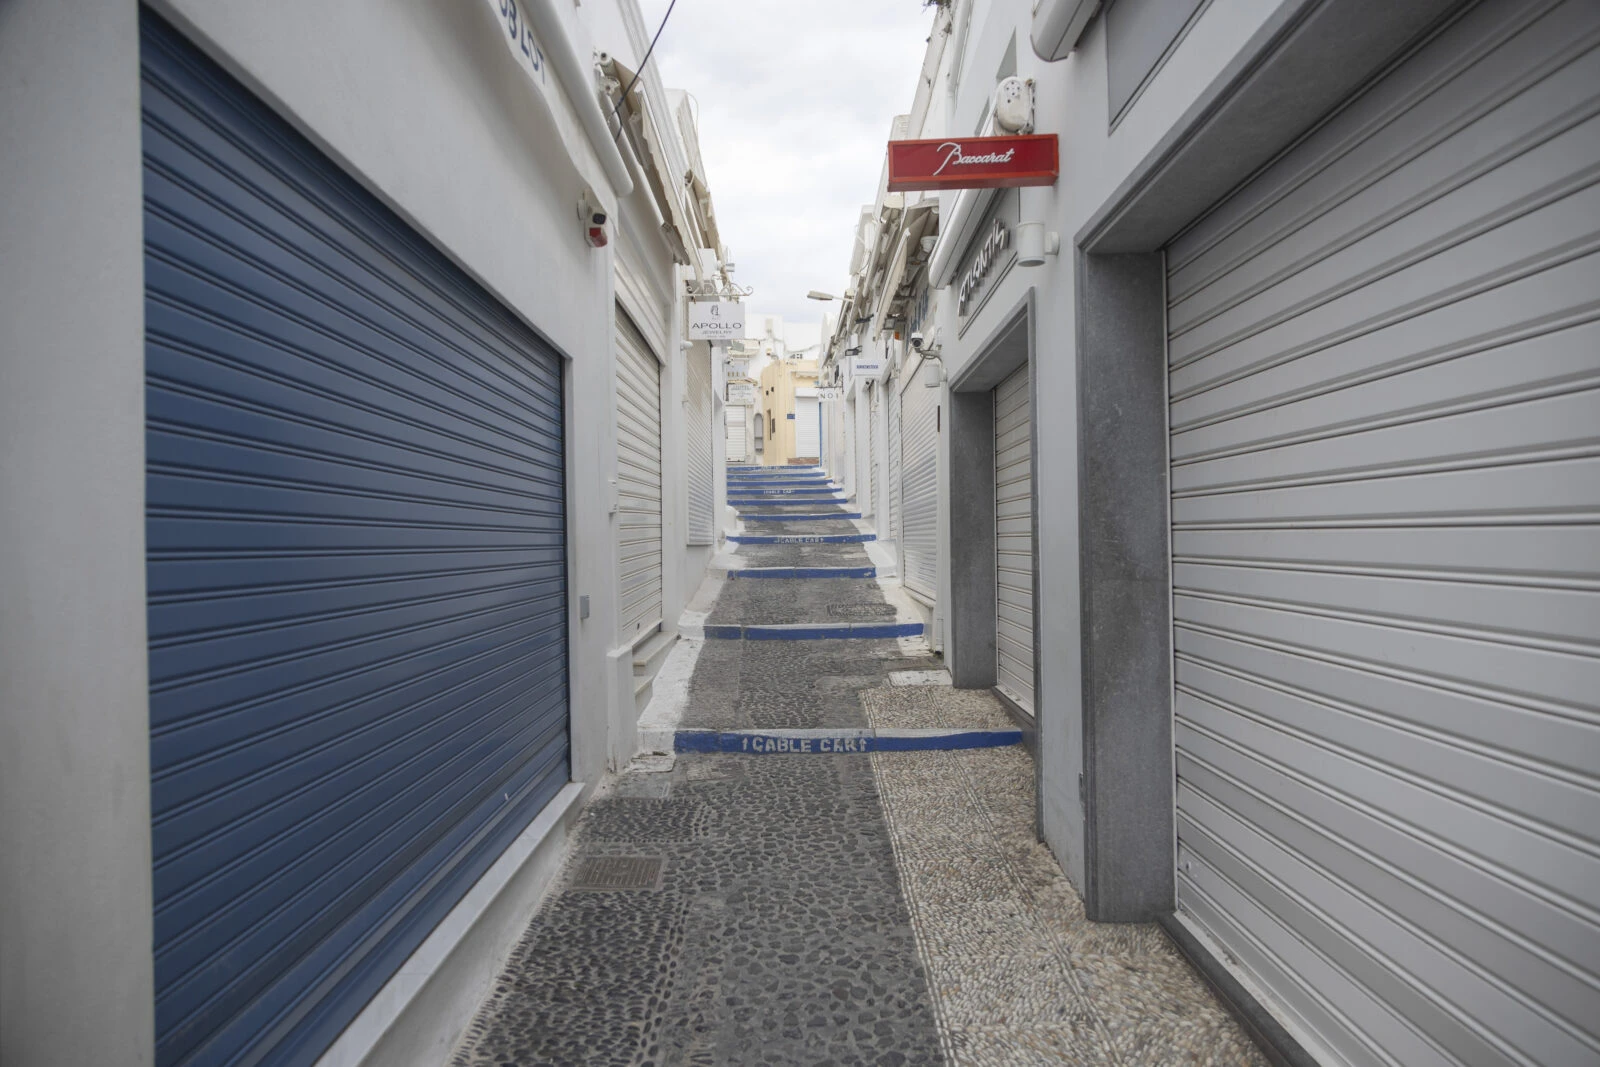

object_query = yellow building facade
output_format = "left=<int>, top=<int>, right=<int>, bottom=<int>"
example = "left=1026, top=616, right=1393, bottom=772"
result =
left=756, top=358, right=820, bottom=465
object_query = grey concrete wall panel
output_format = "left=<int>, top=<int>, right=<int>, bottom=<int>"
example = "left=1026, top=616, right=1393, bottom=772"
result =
left=0, top=2, right=156, bottom=1063
left=946, top=390, right=998, bottom=689
left=616, top=308, right=665, bottom=641
left=1166, top=2, right=1600, bottom=1063
left=1079, top=0, right=1465, bottom=254
left=1075, top=251, right=1174, bottom=923
left=900, top=374, right=941, bottom=600
left=1105, top=0, right=1210, bottom=124
left=994, top=365, right=1036, bottom=713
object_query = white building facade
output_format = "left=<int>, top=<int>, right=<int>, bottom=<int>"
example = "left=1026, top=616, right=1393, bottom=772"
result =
left=826, top=1, right=1600, bottom=1065
left=0, top=2, right=730, bottom=1065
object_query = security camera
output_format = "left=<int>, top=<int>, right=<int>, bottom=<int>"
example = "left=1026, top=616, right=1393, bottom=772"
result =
left=910, top=331, right=925, bottom=350
left=578, top=188, right=609, bottom=248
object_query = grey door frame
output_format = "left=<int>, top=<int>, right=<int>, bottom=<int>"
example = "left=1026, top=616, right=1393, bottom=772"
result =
left=948, top=294, right=1041, bottom=765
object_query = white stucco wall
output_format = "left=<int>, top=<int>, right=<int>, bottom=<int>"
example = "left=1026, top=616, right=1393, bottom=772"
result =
left=5, top=0, right=685, bottom=1061
left=0, top=3, right=156, bottom=1064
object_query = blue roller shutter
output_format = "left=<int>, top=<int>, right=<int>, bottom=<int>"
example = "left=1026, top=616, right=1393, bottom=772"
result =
left=141, top=12, right=569, bottom=1066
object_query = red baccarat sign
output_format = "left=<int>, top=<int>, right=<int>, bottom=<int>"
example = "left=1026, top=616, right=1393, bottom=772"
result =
left=886, top=134, right=1059, bottom=192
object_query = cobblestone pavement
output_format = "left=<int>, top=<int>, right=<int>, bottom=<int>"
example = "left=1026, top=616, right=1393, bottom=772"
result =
left=450, top=470, right=1266, bottom=1066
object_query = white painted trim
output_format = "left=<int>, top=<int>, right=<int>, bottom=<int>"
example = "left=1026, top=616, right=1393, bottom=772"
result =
left=315, top=783, right=585, bottom=1067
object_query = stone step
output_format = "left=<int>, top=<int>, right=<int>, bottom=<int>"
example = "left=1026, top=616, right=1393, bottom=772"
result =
left=699, top=621, right=923, bottom=640
left=631, top=629, right=678, bottom=676
left=730, top=533, right=876, bottom=544
left=740, top=513, right=861, bottom=522
left=724, top=566, right=877, bottom=579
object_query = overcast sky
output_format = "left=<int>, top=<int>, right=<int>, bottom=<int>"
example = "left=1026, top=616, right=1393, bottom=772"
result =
left=636, top=0, right=938, bottom=328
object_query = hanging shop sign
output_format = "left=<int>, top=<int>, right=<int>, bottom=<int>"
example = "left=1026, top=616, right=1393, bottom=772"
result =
left=726, top=381, right=757, bottom=404
left=688, top=300, right=746, bottom=340
left=886, top=134, right=1058, bottom=192
left=817, top=387, right=843, bottom=401
left=849, top=357, right=886, bottom=380
left=724, top=357, right=749, bottom=378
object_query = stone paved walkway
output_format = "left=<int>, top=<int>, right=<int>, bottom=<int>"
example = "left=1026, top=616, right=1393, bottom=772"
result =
left=449, top=467, right=1267, bottom=1066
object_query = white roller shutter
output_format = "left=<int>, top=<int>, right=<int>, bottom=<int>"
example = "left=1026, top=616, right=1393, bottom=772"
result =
left=868, top=387, right=881, bottom=524
left=842, top=397, right=855, bottom=496
left=685, top=342, right=714, bottom=545
left=994, top=365, right=1033, bottom=714
left=726, top=404, right=748, bottom=463
left=615, top=307, right=663, bottom=641
left=795, top=393, right=820, bottom=459
left=1166, top=3, right=1600, bottom=1065
left=900, top=372, right=939, bottom=600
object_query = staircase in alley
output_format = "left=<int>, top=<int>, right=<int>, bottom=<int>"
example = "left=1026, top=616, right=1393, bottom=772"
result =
left=448, top=463, right=1265, bottom=1067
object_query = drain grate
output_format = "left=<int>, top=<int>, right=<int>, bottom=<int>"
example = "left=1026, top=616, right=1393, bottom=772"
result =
left=826, top=603, right=899, bottom=619
left=570, top=855, right=665, bottom=891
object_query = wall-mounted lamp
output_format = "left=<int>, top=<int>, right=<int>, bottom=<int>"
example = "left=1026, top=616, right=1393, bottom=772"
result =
left=1016, top=222, right=1061, bottom=267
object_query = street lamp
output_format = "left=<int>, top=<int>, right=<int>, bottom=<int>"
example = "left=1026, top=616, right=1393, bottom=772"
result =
left=806, top=290, right=836, bottom=301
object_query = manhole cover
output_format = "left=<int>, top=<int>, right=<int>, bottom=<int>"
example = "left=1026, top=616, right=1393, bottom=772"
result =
left=826, top=603, right=899, bottom=619
left=570, top=855, right=664, bottom=891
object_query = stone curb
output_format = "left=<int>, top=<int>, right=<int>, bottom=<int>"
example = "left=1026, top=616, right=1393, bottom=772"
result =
left=674, top=727, right=1025, bottom=754
left=698, top=621, right=924, bottom=640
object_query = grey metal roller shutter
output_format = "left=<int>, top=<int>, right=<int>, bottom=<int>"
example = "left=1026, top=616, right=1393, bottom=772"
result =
left=140, top=13, right=569, bottom=1065
left=901, top=374, right=940, bottom=600
left=685, top=342, right=714, bottom=545
left=726, top=403, right=748, bottom=463
left=615, top=308, right=663, bottom=641
left=994, top=365, right=1034, bottom=714
left=1165, top=3, right=1600, bottom=1065
left=888, top=380, right=904, bottom=549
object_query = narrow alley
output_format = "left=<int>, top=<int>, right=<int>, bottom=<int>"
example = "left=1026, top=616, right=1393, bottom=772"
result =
left=449, top=466, right=1264, bottom=1066
left=6, top=1, right=1598, bottom=1066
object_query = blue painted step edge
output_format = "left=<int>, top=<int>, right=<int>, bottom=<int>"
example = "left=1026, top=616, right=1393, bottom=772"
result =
left=726, top=566, right=876, bottom=579
left=741, top=513, right=863, bottom=522
left=727, top=496, right=847, bottom=504
left=701, top=621, right=923, bottom=640
left=729, top=533, right=876, bottom=544
left=675, top=728, right=1024, bottom=754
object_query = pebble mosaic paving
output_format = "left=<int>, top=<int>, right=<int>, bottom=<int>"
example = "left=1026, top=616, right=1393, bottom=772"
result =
left=867, top=738, right=1269, bottom=1067
left=450, top=469, right=1267, bottom=1066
